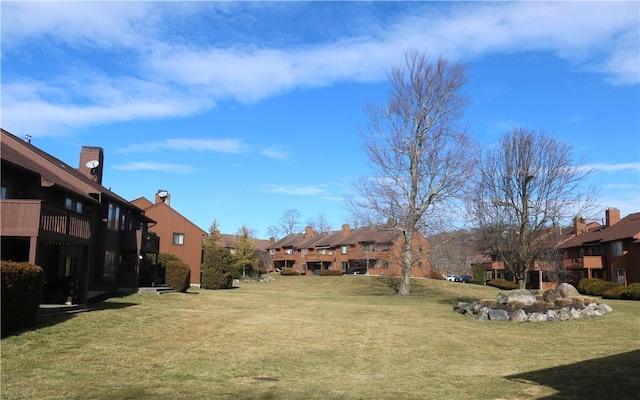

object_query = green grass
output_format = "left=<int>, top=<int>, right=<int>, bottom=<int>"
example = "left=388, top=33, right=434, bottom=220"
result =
left=2, top=276, right=639, bottom=399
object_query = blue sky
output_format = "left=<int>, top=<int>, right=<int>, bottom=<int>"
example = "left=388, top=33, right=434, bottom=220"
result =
left=2, top=1, right=639, bottom=238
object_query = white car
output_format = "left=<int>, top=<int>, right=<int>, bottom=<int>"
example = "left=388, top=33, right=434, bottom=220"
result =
left=444, top=274, right=458, bottom=281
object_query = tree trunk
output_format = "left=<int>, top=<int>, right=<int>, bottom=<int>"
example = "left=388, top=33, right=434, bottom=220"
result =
left=399, top=230, right=413, bottom=296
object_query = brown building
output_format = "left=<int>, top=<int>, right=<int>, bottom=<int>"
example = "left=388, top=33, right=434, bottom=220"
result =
left=267, top=224, right=431, bottom=277
left=131, top=191, right=207, bottom=286
left=558, top=209, right=640, bottom=286
left=1, top=129, right=159, bottom=304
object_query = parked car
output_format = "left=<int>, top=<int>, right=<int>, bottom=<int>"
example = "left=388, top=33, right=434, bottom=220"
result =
left=455, top=275, right=472, bottom=283
left=444, top=274, right=458, bottom=281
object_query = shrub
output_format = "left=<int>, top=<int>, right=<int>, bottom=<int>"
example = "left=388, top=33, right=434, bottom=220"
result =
left=201, top=245, right=234, bottom=290
left=164, top=261, right=190, bottom=292
left=579, top=278, right=623, bottom=297
left=577, top=278, right=602, bottom=294
left=1, top=261, right=45, bottom=334
left=621, top=283, right=640, bottom=300
left=479, top=299, right=497, bottom=308
left=554, top=298, right=573, bottom=307
left=487, top=279, right=519, bottom=290
left=468, top=279, right=484, bottom=285
left=531, top=300, right=554, bottom=311
left=472, top=264, right=485, bottom=283
left=319, top=270, right=344, bottom=276
left=430, top=270, right=444, bottom=280
left=570, top=297, right=585, bottom=307
left=280, top=269, right=301, bottom=276
left=602, top=285, right=626, bottom=300
left=507, top=300, right=526, bottom=309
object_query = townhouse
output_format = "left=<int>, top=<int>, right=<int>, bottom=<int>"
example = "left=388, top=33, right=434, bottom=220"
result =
left=267, top=223, right=431, bottom=277
left=1, top=129, right=159, bottom=304
left=558, top=208, right=640, bottom=286
left=132, top=191, right=207, bottom=287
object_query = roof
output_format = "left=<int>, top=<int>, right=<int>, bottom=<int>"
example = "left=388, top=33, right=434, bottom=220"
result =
left=131, top=197, right=206, bottom=235
left=1, top=129, right=144, bottom=211
left=557, top=212, right=640, bottom=249
left=266, top=225, right=402, bottom=250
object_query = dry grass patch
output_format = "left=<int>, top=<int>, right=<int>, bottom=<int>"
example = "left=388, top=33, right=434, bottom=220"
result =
left=2, top=276, right=639, bottom=399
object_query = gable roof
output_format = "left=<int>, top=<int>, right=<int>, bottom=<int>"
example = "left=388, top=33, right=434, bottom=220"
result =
left=2, top=129, right=148, bottom=214
left=131, top=197, right=206, bottom=235
left=557, top=212, right=640, bottom=249
left=266, top=225, right=403, bottom=250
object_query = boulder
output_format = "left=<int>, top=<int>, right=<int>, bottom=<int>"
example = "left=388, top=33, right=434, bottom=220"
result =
left=556, top=283, right=580, bottom=298
left=510, top=309, right=527, bottom=322
left=557, top=309, right=572, bottom=321
left=496, top=293, right=509, bottom=304
left=489, top=309, right=510, bottom=321
left=529, top=313, right=548, bottom=322
left=599, top=303, right=613, bottom=314
left=507, top=289, right=536, bottom=305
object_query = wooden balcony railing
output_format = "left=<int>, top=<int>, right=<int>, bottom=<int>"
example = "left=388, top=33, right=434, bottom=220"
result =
left=1, top=200, right=91, bottom=245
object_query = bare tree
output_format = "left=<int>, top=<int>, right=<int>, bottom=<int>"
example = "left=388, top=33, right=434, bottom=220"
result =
left=428, top=229, right=478, bottom=275
left=345, top=49, right=477, bottom=296
left=306, top=212, right=332, bottom=233
left=468, top=127, right=596, bottom=289
left=267, top=208, right=302, bottom=239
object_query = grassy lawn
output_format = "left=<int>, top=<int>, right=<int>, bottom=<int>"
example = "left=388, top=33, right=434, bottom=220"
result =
left=1, top=276, right=639, bottom=400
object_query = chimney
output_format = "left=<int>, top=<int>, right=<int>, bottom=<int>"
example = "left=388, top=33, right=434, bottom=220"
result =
left=574, top=216, right=587, bottom=236
left=155, top=190, right=170, bottom=205
left=79, top=146, right=104, bottom=184
left=606, top=208, right=620, bottom=227
left=304, top=226, right=313, bottom=237
left=341, top=224, right=351, bottom=237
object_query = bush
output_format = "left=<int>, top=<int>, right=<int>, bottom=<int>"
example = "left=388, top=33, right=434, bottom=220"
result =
left=472, top=264, right=485, bottom=282
left=578, top=278, right=623, bottom=297
left=164, top=261, right=190, bottom=292
left=531, top=300, right=554, bottom=311
left=468, top=279, right=484, bottom=285
left=621, top=283, right=640, bottom=300
left=479, top=299, right=497, bottom=308
left=507, top=300, right=526, bottom=309
left=430, top=270, right=444, bottom=280
left=570, top=297, right=585, bottom=307
left=1, top=261, right=45, bottom=334
left=201, top=245, right=234, bottom=290
left=554, top=298, right=573, bottom=307
left=319, top=270, right=344, bottom=276
left=280, top=269, right=301, bottom=276
left=487, top=279, right=519, bottom=290
left=602, top=285, right=626, bottom=300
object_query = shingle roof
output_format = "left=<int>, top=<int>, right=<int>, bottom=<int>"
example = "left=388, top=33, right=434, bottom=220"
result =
left=266, top=225, right=401, bottom=250
left=557, top=212, right=640, bottom=249
left=1, top=129, right=140, bottom=209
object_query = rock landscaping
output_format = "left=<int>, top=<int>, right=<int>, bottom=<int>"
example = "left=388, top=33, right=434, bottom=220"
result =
left=454, top=283, right=613, bottom=322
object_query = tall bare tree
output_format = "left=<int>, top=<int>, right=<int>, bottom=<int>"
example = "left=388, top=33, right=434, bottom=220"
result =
left=267, top=208, right=302, bottom=239
left=346, top=49, right=476, bottom=296
left=468, top=127, right=596, bottom=288
left=306, top=212, right=332, bottom=234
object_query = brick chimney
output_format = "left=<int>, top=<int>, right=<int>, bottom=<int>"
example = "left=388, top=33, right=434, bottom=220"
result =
left=155, top=189, right=170, bottom=206
left=341, top=224, right=351, bottom=237
left=574, top=216, right=587, bottom=236
left=79, top=146, right=104, bottom=184
left=606, top=208, right=620, bottom=227
left=304, top=226, right=314, bottom=238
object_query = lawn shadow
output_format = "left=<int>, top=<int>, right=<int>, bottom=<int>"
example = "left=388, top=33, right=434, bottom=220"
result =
left=2, top=295, right=139, bottom=338
left=505, top=349, right=640, bottom=400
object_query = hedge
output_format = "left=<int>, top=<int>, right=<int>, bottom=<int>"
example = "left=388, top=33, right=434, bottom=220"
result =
left=319, top=269, right=344, bottom=276
left=486, top=278, right=519, bottom=290
left=164, top=261, right=191, bottom=292
left=577, top=278, right=623, bottom=297
left=1, top=261, right=45, bottom=334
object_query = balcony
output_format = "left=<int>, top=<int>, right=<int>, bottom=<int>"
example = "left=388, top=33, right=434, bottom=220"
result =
left=563, top=255, right=603, bottom=269
left=1, top=200, right=91, bottom=245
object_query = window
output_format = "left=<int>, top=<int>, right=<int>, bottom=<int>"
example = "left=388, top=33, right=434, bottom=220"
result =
left=269, top=249, right=275, bottom=255
left=341, top=245, right=347, bottom=255
left=1, top=184, right=7, bottom=199
left=173, top=233, right=185, bottom=245
left=285, top=248, right=294, bottom=255
left=379, top=243, right=390, bottom=252
left=107, top=203, right=120, bottom=230
left=103, top=251, right=116, bottom=279
left=611, top=241, right=623, bottom=257
left=382, top=261, right=389, bottom=269
left=363, top=244, right=371, bottom=251
left=613, top=269, right=625, bottom=285
left=65, top=197, right=83, bottom=213
left=341, top=262, right=348, bottom=271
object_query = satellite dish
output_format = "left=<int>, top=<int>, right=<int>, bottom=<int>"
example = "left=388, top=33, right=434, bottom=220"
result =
left=86, top=160, right=100, bottom=169
left=158, top=190, right=168, bottom=198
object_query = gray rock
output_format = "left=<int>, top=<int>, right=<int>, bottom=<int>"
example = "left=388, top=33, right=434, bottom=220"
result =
left=556, top=283, right=580, bottom=298
left=495, top=293, right=509, bottom=304
left=557, top=309, right=572, bottom=321
left=489, top=309, right=510, bottom=321
left=507, top=289, right=537, bottom=305
left=476, top=307, right=489, bottom=321
left=529, top=313, right=548, bottom=322
left=510, top=308, right=528, bottom=322
left=570, top=308, right=583, bottom=319
left=599, top=303, right=613, bottom=314
left=542, top=289, right=561, bottom=302
left=546, top=309, right=558, bottom=320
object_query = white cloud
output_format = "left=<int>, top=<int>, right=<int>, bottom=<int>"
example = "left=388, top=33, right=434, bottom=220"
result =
left=1, top=1, right=637, bottom=134
left=582, top=163, right=640, bottom=173
left=113, top=162, right=195, bottom=173
left=260, top=184, right=329, bottom=196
